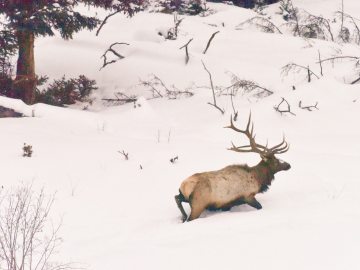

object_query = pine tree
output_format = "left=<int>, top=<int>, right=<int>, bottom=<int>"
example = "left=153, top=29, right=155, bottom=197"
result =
left=0, top=0, right=143, bottom=104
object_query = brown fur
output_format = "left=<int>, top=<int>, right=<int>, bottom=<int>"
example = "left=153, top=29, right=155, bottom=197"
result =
left=175, top=156, right=290, bottom=222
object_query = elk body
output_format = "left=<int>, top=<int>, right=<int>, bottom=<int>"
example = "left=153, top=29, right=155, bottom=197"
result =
left=175, top=114, right=291, bottom=222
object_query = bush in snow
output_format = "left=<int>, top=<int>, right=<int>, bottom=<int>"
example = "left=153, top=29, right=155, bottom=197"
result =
left=0, top=185, right=68, bottom=270
left=22, top=143, right=33, bottom=157
left=36, top=75, right=98, bottom=106
left=153, top=0, right=206, bottom=15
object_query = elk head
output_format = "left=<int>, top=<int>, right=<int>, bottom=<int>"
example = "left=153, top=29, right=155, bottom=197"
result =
left=226, top=113, right=291, bottom=173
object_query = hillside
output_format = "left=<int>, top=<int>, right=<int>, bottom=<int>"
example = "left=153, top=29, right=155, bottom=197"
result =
left=1, top=1, right=360, bottom=270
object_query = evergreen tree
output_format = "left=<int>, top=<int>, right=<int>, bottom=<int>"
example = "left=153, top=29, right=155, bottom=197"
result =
left=0, top=0, right=143, bottom=104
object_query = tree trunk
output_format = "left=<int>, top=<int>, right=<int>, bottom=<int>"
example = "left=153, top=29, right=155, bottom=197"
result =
left=13, top=30, right=36, bottom=105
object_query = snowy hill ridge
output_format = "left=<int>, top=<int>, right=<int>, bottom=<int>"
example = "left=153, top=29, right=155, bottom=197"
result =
left=1, top=1, right=360, bottom=270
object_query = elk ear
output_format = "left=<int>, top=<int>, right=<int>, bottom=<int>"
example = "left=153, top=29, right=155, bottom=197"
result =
left=260, top=154, right=268, bottom=162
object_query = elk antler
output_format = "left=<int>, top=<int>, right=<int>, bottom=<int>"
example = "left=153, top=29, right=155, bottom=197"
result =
left=225, top=113, right=289, bottom=156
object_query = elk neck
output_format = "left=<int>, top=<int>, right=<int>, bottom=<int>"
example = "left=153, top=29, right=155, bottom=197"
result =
left=251, top=160, right=275, bottom=193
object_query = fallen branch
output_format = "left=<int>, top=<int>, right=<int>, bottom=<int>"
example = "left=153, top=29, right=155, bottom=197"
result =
left=298, top=101, right=319, bottom=111
left=274, top=97, right=296, bottom=116
left=139, top=74, right=193, bottom=99
left=203, top=31, right=220, bottom=54
left=100, top=42, right=129, bottom=70
left=201, top=60, right=224, bottom=115
left=179, top=38, right=193, bottom=64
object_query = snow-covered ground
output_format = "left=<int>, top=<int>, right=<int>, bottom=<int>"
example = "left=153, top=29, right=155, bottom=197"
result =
left=1, top=1, right=360, bottom=270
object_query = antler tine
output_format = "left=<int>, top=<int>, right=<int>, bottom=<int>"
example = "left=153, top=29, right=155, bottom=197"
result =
left=226, top=113, right=268, bottom=155
left=271, top=137, right=290, bottom=154
left=269, top=135, right=287, bottom=152
left=273, top=143, right=290, bottom=154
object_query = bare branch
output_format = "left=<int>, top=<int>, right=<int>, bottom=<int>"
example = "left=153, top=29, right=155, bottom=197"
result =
left=201, top=61, right=225, bottom=115
left=316, top=55, right=360, bottom=64
left=179, top=38, right=193, bottom=65
left=318, top=50, right=323, bottom=76
left=96, top=10, right=121, bottom=36
left=351, top=76, right=360, bottom=84
left=274, top=97, right=296, bottom=116
left=100, top=42, right=129, bottom=70
left=282, top=62, right=320, bottom=82
left=230, top=89, right=238, bottom=121
left=118, top=150, right=129, bottom=160
left=0, top=186, right=68, bottom=270
left=298, top=101, right=319, bottom=111
left=102, top=91, right=137, bottom=105
left=203, top=31, right=220, bottom=54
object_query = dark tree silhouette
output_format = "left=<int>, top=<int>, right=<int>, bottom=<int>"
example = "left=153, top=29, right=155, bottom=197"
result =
left=0, top=0, right=143, bottom=104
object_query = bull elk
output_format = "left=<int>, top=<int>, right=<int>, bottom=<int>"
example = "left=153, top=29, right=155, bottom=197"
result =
left=175, top=114, right=291, bottom=222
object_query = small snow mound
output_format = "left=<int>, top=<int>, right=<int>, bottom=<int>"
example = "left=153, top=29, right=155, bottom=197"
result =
left=135, top=96, right=151, bottom=110
left=133, top=29, right=164, bottom=43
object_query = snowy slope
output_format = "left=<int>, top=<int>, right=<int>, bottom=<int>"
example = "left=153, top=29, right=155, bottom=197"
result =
left=1, top=1, right=360, bottom=270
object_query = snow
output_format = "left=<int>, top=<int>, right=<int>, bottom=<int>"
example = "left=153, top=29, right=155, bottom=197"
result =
left=1, top=1, right=360, bottom=270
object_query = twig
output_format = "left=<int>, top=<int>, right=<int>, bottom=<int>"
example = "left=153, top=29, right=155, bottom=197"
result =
left=179, top=38, right=193, bottom=64
left=100, top=42, right=129, bottom=70
left=318, top=50, right=323, bottom=76
left=203, top=31, right=220, bottom=54
left=351, top=76, right=360, bottom=84
left=170, top=156, right=178, bottom=164
left=316, top=55, right=360, bottom=64
left=201, top=61, right=225, bottom=115
left=230, top=89, right=238, bottom=121
left=298, top=101, right=319, bottom=111
left=274, top=97, right=296, bottom=116
left=118, top=150, right=129, bottom=160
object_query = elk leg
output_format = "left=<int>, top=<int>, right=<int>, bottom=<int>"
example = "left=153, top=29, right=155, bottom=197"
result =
left=187, top=190, right=208, bottom=222
left=188, top=204, right=205, bottom=221
left=246, top=198, right=262, bottom=210
left=175, top=193, right=188, bottom=222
